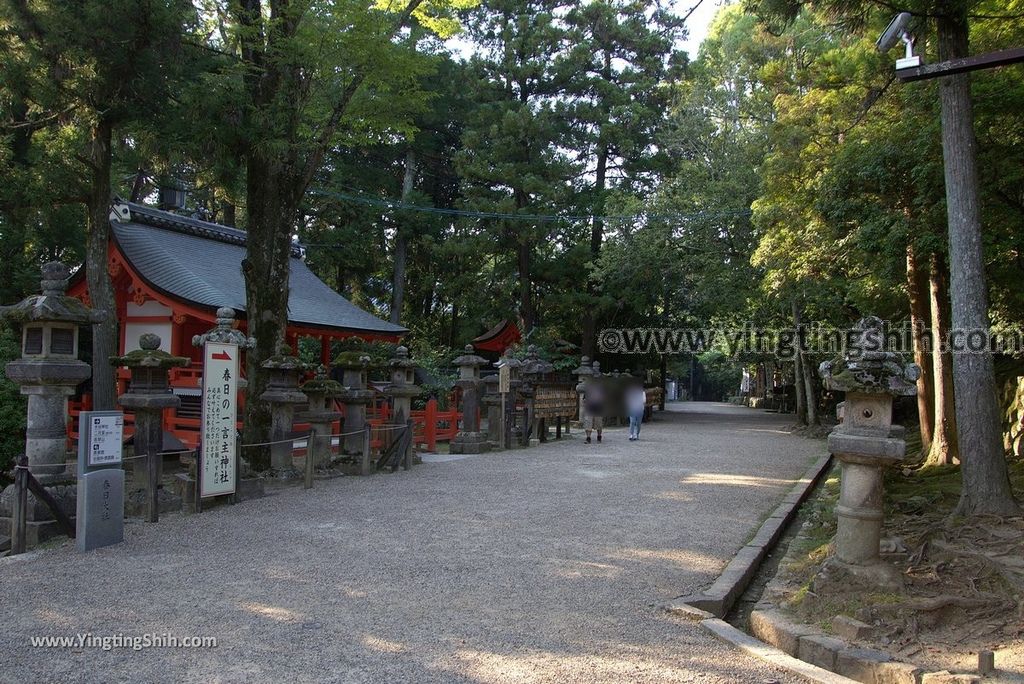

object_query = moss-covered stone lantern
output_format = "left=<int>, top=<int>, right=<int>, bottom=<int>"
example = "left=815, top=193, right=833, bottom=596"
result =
left=1, top=262, right=105, bottom=483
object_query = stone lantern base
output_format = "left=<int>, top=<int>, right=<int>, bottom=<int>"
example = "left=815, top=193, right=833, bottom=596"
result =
left=815, top=555, right=905, bottom=593
left=0, top=481, right=77, bottom=547
left=450, top=431, right=490, bottom=455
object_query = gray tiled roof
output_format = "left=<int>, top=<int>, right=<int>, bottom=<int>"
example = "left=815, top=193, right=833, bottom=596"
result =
left=112, top=202, right=407, bottom=336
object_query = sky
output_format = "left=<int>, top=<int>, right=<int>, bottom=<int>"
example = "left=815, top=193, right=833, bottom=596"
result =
left=445, top=0, right=727, bottom=62
left=676, top=0, right=724, bottom=59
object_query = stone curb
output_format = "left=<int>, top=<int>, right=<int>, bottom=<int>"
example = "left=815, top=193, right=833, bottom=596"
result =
left=700, top=617, right=859, bottom=684
left=749, top=609, right=1003, bottom=683
left=666, top=453, right=833, bottom=619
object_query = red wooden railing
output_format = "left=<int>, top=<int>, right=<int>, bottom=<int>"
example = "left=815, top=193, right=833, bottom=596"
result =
left=68, top=385, right=464, bottom=457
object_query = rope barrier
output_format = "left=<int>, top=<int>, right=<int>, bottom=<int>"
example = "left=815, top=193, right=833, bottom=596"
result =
left=238, top=435, right=308, bottom=449
left=324, top=429, right=368, bottom=439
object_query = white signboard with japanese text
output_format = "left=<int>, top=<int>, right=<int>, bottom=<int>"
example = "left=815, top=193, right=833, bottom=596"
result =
left=200, top=342, right=239, bottom=498
left=86, top=412, right=125, bottom=467
left=499, top=364, right=511, bottom=394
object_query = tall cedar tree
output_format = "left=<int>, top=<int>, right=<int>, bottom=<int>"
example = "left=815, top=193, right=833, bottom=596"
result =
left=457, top=0, right=574, bottom=335
left=224, top=0, right=470, bottom=469
left=3, top=0, right=194, bottom=409
left=557, top=0, right=684, bottom=358
left=745, top=0, right=1020, bottom=515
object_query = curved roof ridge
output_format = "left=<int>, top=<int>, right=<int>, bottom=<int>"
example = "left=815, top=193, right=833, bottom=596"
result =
left=122, top=201, right=304, bottom=259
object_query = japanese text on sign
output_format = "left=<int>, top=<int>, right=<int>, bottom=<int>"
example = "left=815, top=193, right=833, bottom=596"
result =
left=88, top=413, right=124, bottom=466
left=200, top=342, right=238, bottom=498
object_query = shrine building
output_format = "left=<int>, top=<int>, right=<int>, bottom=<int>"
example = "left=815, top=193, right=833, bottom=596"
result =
left=67, top=200, right=406, bottom=445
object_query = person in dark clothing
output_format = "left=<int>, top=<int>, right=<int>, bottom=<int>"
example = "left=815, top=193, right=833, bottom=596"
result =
left=583, top=381, right=605, bottom=444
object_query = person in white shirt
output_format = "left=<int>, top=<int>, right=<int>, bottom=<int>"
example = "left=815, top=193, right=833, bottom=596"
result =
left=626, top=380, right=647, bottom=442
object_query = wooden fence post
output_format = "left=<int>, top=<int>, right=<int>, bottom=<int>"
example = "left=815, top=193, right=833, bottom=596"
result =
left=425, top=398, right=437, bottom=452
left=404, top=419, right=414, bottom=471
left=11, top=456, right=28, bottom=555
left=147, top=449, right=160, bottom=523
left=361, top=423, right=372, bottom=476
left=304, top=427, right=316, bottom=490
left=194, top=444, right=203, bottom=515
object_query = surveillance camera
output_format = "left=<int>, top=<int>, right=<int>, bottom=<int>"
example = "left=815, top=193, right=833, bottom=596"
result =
left=876, top=12, right=912, bottom=53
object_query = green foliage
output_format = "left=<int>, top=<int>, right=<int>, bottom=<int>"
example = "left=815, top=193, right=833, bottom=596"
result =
left=0, top=324, right=26, bottom=482
left=696, top=350, right=743, bottom=401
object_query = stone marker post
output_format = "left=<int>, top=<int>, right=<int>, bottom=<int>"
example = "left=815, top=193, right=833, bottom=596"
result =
left=298, top=366, right=343, bottom=487
left=112, top=333, right=188, bottom=520
left=260, top=344, right=308, bottom=478
left=334, top=354, right=373, bottom=458
left=819, top=316, right=919, bottom=588
left=385, top=346, right=420, bottom=466
left=0, top=262, right=104, bottom=546
left=451, top=345, right=490, bottom=455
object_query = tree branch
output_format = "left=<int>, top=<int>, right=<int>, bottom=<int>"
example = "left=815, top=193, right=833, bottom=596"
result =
left=297, top=0, right=426, bottom=195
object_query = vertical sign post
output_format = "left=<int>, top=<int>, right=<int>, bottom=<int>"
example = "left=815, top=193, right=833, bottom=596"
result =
left=76, top=410, right=125, bottom=552
left=498, top=364, right=510, bottom=450
left=200, top=342, right=239, bottom=498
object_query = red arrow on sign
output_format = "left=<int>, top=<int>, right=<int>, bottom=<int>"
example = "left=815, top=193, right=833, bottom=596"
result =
left=212, top=350, right=232, bottom=361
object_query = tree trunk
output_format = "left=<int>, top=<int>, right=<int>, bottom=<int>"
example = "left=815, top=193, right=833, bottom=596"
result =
left=925, top=252, right=960, bottom=466
left=517, top=236, right=534, bottom=334
left=85, top=118, right=118, bottom=411
left=803, top=351, right=817, bottom=424
left=221, top=200, right=236, bottom=227
left=241, top=155, right=297, bottom=472
left=449, top=299, right=459, bottom=348
left=391, top=149, right=415, bottom=325
left=907, top=245, right=935, bottom=453
left=936, top=10, right=1020, bottom=515
left=129, top=168, right=148, bottom=203
left=582, top=141, right=609, bottom=359
left=792, top=302, right=807, bottom=425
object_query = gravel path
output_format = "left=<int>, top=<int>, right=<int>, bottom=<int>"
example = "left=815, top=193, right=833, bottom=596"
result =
left=2, top=402, right=824, bottom=683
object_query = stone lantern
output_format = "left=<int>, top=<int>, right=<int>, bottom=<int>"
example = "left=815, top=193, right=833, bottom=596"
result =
left=481, top=373, right=502, bottom=447
left=451, top=345, right=489, bottom=454
left=1, top=262, right=105, bottom=483
left=298, top=366, right=343, bottom=486
left=819, top=316, right=919, bottom=588
left=260, top=343, right=308, bottom=477
left=520, top=345, right=554, bottom=445
left=192, top=307, right=255, bottom=368
left=385, top=345, right=420, bottom=464
left=571, top=356, right=596, bottom=427
left=334, top=353, right=374, bottom=458
left=112, top=333, right=189, bottom=518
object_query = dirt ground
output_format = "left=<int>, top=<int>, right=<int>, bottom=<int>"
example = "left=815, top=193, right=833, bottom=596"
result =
left=773, top=459, right=1024, bottom=678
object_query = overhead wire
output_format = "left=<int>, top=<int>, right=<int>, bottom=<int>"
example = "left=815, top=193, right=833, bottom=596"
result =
left=308, top=186, right=754, bottom=225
